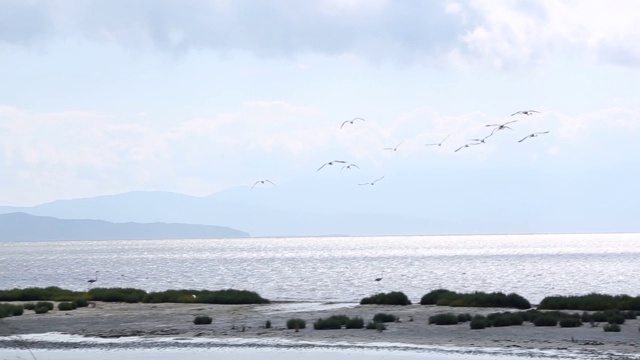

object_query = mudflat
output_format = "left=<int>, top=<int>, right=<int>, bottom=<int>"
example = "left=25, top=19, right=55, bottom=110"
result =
left=1, top=302, right=639, bottom=358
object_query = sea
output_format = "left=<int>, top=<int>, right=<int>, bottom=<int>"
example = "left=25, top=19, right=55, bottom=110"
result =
left=1, top=233, right=639, bottom=359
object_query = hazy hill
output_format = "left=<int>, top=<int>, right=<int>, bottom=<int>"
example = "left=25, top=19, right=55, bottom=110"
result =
left=0, top=212, right=249, bottom=241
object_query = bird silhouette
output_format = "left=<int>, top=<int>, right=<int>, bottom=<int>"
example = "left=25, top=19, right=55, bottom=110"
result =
left=454, top=142, right=481, bottom=152
left=317, top=160, right=347, bottom=171
left=518, top=131, right=550, bottom=143
left=341, top=117, right=366, bottom=129
left=511, top=110, right=540, bottom=116
left=468, top=133, right=493, bottom=144
left=251, top=179, right=276, bottom=189
left=359, top=176, right=385, bottom=186
left=383, top=141, right=404, bottom=151
left=341, top=164, right=360, bottom=173
left=486, top=120, right=517, bottom=135
left=425, top=134, right=450, bottom=147
left=87, top=271, right=99, bottom=285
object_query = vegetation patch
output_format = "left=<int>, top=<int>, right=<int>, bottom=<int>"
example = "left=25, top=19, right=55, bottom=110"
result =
left=34, top=306, right=49, bottom=314
left=57, top=302, right=77, bottom=311
left=193, top=315, right=212, bottom=325
left=429, top=313, right=459, bottom=325
left=313, top=317, right=343, bottom=330
left=0, top=303, right=24, bottom=318
left=603, top=323, right=621, bottom=332
left=539, top=293, right=640, bottom=311
left=366, top=321, right=386, bottom=331
left=35, top=301, right=54, bottom=310
left=420, top=289, right=531, bottom=309
left=264, top=320, right=271, bottom=329
left=345, top=317, right=364, bottom=329
left=0, top=287, right=82, bottom=302
left=372, top=313, right=397, bottom=323
left=559, top=318, right=582, bottom=328
left=286, top=318, right=306, bottom=330
left=360, top=292, right=411, bottom=305
left=470, top=316, right=487, bottom=330
left=143, top=289, right=269, bottom=304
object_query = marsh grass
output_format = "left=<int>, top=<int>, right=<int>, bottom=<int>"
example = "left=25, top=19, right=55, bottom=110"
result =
left=539, top=293, right=640, bottom=311
left=420, top=289, right=530, bottom=309
left=286, top=318, right=306, bottom=330
left=428, top=313, right=459, bottom=325
left=366, top=321, right=386, bottom=331
left=0, top=287, right=81, bottom=302
left=0, top=303, right=24, bottom=318
left=313, top=317, right=343, bottom=330
left=603, top=323, right=621, bottom=332
left=345, top=317, right=364, bottom=329
left=360, top=292, right=411, bottom=305
left=372, top=313, right=397, bottom=323
left=57, top=302, right=77, bottom=311
left=143, top=289, right=269, bottom=304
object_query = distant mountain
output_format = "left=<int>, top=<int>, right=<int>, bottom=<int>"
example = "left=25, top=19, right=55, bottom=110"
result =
left=0, top=212, right=249, bottom=241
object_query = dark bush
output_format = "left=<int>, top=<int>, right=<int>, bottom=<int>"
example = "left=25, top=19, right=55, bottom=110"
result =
left=420, top=289, right=531, bottom=309
left=314, top=317, right=343, bottom=330
left=622, top=310, right=637, bottom=319
left=603, top=323, right=620, bottom=332
left=372, top=313, right=397, bottom=323
left=143, top=289, right=269, bottom=304
left=608, top=315, right=625, bottom=325
left=23, top=303, right=36, bottom=311
left=559, top=318, right=582, bottom=328
left=360, top=292, right=411, bottom=305
left=265, top=320, right=271, bottom=329
left=470, top=317, right=487, bottom=329
left=366, top=321, right=386, bottom=331
left=35, top=301, right=54, bottom=310
left=73, top=298, right=89, bottom=308
left=58, top=302, right=76, bottom=311
left=193, top=315, right=212, bottom=325
left=591, top=312, right=608, bottom=322
left=327, top=315, right=350, bottom=326
left=89, top=288, right=146, bottom=303
left=457, top=313, right=472, bottom=322
left=0, top=303, right=24, bottom=318
left=34, top=306, right=49, bottom=314
left=491, top=313, right=523, bottom=327
left=539, top=293, right=640, bottom=311
left=0, top=287, right=82, bottom=302
left=429, top=313, right=459, bottom=325
left=345, top=317, right=364, bottom=329
left=533, top=315, right=558, bottom=327
left=286, top=318, right=306, bottom=330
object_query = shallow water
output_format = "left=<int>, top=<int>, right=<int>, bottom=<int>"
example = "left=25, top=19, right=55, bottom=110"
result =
left=1, top=233, right=639, bottom=304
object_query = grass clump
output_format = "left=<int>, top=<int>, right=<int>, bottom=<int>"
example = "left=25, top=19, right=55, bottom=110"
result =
left=34, top=306, right=49, bottom=314
left=88, top=288, right=146, bottom=303
left=73, top=298, right=89, bottom=308
left=345, top=317, right=364, bottom=329
left=0, top=287, right=82, bottom=302
left=143, top=289, right=269, bottom=304
left=360, top=291, right=411, bottom=305
left=23, top=303, right=36, bottom=310
left=559, top=318, right=582, bottom=328
left=470, top=316, right=487, bottom=329
left=603, top=323, right=621, bottom=332
left=313, top=317, right=343, bottom=330
left=0, top=303, right=24, bottom=318
left=58, top=302, right=77, bottom=311
left=428, top=313, right=459, bottom=325
left=372, top=313, right=397, bottom=323
left=366, top=321, right=386, bottom=331
left=286, top=318, right=306, bottom=330
left=488, top=312, right=523, bottom=327
left=420, top=289, right=530, bottom=309
left=533, top=315, right=558, bottom=327
left=35, top=301, right=54, bottom=310
left=193, top=315, right=212, bottom=325
left=457, top=313, right=472, bottom=323
left=539, top=293, right=640, bottom=311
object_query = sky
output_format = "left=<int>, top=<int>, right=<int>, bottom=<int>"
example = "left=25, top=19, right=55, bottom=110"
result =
left=1, top=1, right=639, bottom=232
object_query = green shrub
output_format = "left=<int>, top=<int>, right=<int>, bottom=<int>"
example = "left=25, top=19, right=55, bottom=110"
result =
left=286, top=318, right=306, bottom=330
left=58, top=302, right=76, bottom=311
left=470, top=317, right=487, bottom=329
left=313, top=317, right=343, bottom=330
left=429, top=313, right=458, bottom=325
left=603, top=323, right=620, bottom=332
left=372, top=313, right=397, bottom=323
left=34, top=306, right=49, bottom=314
left=345, top=317, right=364, bottom=329
left=89, top=288, right=146, bottom=303
left=622, top=310, right=637, bottom=319
left=0, top=287, right=82, bottom=302
left=23, top=303, right=36, bottom=310
left=539, top=293, right=640, bottom=311
left=366, top=321, right=386, bottom=331
left=533, top=315, right=558, bottom=327
left=591, top=312, right=608, bottom=322
left=491, top=314, right=521, bottom=327
left=608, top=315, right=625, bottom=325
left=73, top=298, right=89, bottom=308
left=193, top=315, right=212, bottom=325
left=265, top=320, right=271, bottom=329
left=559, top=318, right=582, bottom=328
left=0, top=303, right=24, bottom=318
left=420, top=289, right=530, bottom=309
left=35, top=301, right=54, bottom=310
left=360, top=292, right=411, bottom=305
left=143, top=289, right=269, bottom=304
left=327, top=315, right=350, bottom=326
left=457, top=313, right=472, bottom=322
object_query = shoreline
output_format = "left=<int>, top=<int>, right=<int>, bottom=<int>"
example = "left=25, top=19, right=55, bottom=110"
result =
left=1, top=302, right=639, bottom=359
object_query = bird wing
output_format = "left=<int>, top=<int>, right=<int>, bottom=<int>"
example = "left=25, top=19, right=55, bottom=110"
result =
left=534, top=131, right=549, bottom=135
left=455, top=145, right=464, bottom=152
left=396, top=140, right=405, bottom=148
left=485, top=124, right=499, bottom=127
left=340, top=121, right=350, bottom=129
left=317, top=163, right=328, bottom=171
left=528, top=110, right=540, bottom=113
left=503, top=120, right=518, bottom=126
left=265, top=180, right=276, bottom=186
left=333, top=160, right=347, bottom=163
left=511, top=111, right=523, bottom=116
left=374, top=176, right=385, bottom=183
left=251, top=181, right=260, bottom=189
left=424, top=143, right=438, bottom=146
left=518, top=135, right=530, bottom=143
left=357, top=182, right=369, bottom=186
left=351, top=164, right=360, bottom=169
left=440, top=134, right=450, bottom=143
left=353, top=117, right=365, bottom=122
left=383, top=147, right=394, bottom=150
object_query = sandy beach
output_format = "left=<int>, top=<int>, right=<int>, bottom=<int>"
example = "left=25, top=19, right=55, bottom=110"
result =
left=1, top=301, right=639, bottom=359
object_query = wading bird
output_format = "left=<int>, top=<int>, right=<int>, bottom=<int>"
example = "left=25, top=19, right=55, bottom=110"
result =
left=518, top=131, right=550, bottom=143
left=341, top=163, right=360, bottom=173
left=359, top=176, right=385, bottom=186
left=425, top=134, right=450, bottom=147
left=87, top=271, right=99, bottom=285
left=251, top=179, right=276, bottom=189
left=511, top=110, right=540, bottom=116
left=317, top=160, right=347, bottom=171
left=384, top=141, right=404, bottom=151
left=341, top=117, right=366, bottom=129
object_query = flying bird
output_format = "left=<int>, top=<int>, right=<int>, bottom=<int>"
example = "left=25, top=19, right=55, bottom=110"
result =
left=317, top=160, right=347, bottom=171
left=341, top=117, right=366, bottom=129
left=468, top=133, right=493, bottom=144
left=511, top=110, right=540, bottom=116
left=359, top=176, right=385, bottom=186
left=341, top=164, right=360, bottom=173
left=425, top=134, right=450, bottom=147
left=518, top=131, right=550, bottom=143
left=251, top=179, right=276, bottom=189
left=383, top=141, right=404, bottom=151
left=486, top=120, right=517, bottom=134
left=454, top=142, right=481, bottom=152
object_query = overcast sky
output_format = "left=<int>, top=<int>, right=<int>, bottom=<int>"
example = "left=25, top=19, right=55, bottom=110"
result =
left=1, top=0, right=639, bottom=210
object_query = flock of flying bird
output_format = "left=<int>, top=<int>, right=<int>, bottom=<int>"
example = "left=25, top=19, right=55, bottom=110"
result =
left=252, top=110, right=548, bottom=189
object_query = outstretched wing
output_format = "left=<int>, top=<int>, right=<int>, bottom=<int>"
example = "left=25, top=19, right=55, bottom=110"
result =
left=265, top=180, right=276, bottom=186
left=455, top=145, right=465, bottom=152
left=317, top=163, right=328, bottom=171
left=511, top=111, right=523, bottom=116
left=373, top=175, right=385, bottom=183
left=353, top=117, right=366, bottom=122
left=533, top=131, right=549, bottom=135
left=251, top=181, right=261, bottom=189
left=340, top=121, right=350, bottom=129
left=518, top=135, right=531, bottom=143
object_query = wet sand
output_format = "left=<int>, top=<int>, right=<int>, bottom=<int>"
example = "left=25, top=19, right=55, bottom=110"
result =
left=1, top=302, right=639, bottom=358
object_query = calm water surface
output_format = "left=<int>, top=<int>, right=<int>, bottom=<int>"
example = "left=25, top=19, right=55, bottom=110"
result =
left=1, top=233, right=639, bottom=304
